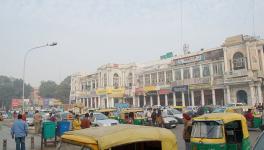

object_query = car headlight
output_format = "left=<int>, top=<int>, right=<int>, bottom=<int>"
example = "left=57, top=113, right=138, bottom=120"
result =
left=163, top=119, right=169, bottom=124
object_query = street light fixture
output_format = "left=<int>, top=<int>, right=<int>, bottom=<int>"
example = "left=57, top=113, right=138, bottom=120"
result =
left=22, top=42, right=57, bottom=111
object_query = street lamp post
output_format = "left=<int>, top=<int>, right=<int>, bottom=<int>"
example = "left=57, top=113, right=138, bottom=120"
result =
left=22, top=42, right=57, bottom=112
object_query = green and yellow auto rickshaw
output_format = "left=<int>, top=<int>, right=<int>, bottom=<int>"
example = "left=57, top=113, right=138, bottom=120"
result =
left=58, top=124, right=178, bottom=150
left=97, top=108, right=119, bottom=120
left=191, top=113, right=250, bottom=150
left=119, top=108, right=145, bottom=125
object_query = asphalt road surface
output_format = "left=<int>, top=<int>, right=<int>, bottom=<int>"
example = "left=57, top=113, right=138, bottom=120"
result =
left=0, top=119, right=262, bottom=150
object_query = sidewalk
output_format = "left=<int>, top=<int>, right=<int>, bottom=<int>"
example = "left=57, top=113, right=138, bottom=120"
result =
left=0, top=120, right=56, bottom=150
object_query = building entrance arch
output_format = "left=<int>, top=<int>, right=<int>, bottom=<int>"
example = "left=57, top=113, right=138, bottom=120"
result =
left=236, top=90, right=248, bottom=104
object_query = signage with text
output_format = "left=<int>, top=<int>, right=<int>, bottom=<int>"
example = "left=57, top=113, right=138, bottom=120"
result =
left=172, top=85, right=188, bottom=92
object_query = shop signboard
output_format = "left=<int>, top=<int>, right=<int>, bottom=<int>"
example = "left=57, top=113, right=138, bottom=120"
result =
left=146, top=91, right=158, bottom=96
left=174, top=54, right=204, bottom=65
left=171, top=85, right=188, bottom=92
left=159, top=89, right=172, bottom=95
left=144, top=86, right=157, bottom=92
left=189, top=84, right=211, bottom=90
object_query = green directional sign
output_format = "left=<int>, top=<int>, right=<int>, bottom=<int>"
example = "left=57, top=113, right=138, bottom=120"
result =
left=160, top=52, right=173, bottom=60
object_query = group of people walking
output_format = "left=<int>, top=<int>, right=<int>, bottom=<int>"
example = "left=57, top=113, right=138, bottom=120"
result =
left=72, top=112, right=94, bottom=130
left=145, top=108, right=164, bottom=127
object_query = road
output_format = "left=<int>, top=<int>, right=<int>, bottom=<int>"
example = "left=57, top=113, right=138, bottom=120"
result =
left=0, top=119, right=262, bottom=150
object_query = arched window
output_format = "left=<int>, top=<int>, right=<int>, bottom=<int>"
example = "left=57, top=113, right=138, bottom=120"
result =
left=127, top=73, right=133, bottom=88
left=113, top=73, right=119, bottom=89
left=233, top=52, right=246, bottom=70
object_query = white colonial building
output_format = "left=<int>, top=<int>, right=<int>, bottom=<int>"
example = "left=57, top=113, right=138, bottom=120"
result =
left=70, top=35, right=264, bottom=108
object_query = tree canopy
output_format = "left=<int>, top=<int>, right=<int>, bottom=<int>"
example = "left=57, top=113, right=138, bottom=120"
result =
left=0, top=75, right=32, bottom=109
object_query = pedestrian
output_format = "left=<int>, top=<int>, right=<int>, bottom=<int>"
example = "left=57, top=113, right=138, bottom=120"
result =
left=22, top=112, right=27, bottom=122
left=33, top=110, right=42, bottom=134
left=13, top=111, right=17, bottom=120
left=146, top=108, right=152, bottom=126
left=244, top=109, right=254, bottom=127
left=72, top=114, right=81, bottom=130
left=89, top=112, right=95, bottom=123
left=183, top=113, right=192, bottom=150
left=11, top=114, right=28, bottom=150
left=49, top=112, right=56, bottom=122
left=81, top=113, right=91, bottom=129
left=151, top=109, right=157, bottom=126
left=156, top=109, right=164, bottom=128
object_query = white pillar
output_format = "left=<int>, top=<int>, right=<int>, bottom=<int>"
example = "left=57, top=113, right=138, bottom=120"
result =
left=201, top=90, right=205, bottom=106
left=137, top=96, right=140, bottom=107
left=246, top=43, right=251, bottom=70
left=150, top=96, right=153, bottom=106
left=106, top=96, right=109, bottom=108
left=250, top=85, right=256, bottom=106
left=260, top=48, right=264, bottom=73
left=164, top=71, right=167, bottom=84
left=223, top=47, right=229, bottom=72
left=200, top=64, right=203, bottom=78
left=157, top=94, right=160, bottom=106
left=165, top=94, right=168, bottom=106
left=111, top=97, right=114, bottom=107
left=86, top=98, right=89, bottom=107
left=190, top=67, right=193, bottom=78
left=182, top=92, right=185, bottom=106
left=227, top=86, right=231, bottom=104
left=132, top=95, right=136, bottom=107
left=173, top=93, right=176, bottom=106
left=90, top=98, right=93, bottom=108
left=257, top=84, right=263, bottom=103
left=212, top=89, right=216, bottom=105
left=95, top=97, right=98, bottom=108
left=191, top=91, right=195, bottom=106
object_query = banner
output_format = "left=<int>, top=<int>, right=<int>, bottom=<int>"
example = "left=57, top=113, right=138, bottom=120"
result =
left=144, top=86, right=157, bottom=92
left=189, top=84, right=211, bottom=90
left=172, top=85, right=188, bottom=92
left=12, top=99, right=23, bottom=107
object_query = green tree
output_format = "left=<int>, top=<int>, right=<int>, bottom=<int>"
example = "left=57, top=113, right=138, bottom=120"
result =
left=39, top=80, right=58, bottom=98
left=0, top=75, right=32, bottom=109
left=55, top=76, right=71, bottom=103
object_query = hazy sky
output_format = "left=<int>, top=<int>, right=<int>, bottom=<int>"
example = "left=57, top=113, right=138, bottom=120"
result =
left=1, top=0, right=263, bottom=87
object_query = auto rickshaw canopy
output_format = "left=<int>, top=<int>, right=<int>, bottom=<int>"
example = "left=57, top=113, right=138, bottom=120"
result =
left=61, top=124, right=177, bottom=150
left=97, top=108, right=117, bottom=113
left=121, top=108, right=144, bottom=113
left=193, top=113, right=249, bottom=138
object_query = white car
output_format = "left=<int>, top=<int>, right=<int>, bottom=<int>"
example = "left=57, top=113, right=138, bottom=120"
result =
left=92, top=112, right=119, bottom=127
left=162, top=108, right=183, bottom=124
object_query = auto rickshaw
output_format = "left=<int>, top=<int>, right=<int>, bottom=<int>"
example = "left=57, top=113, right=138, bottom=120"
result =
left=119, top=108, right=145, bottom=125
left=97, top=108, right=119, bottom=120
left=170, top=105, right=186, bottom=112
left=191, top=113, right=250, bottom=150
left=58, top=124, right=178, bottom=150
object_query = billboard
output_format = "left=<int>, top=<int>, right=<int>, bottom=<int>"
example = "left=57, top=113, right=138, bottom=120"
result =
left=12, top=99, right=23, bottom=108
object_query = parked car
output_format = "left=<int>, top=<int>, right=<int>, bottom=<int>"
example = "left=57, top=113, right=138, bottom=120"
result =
left=1, top=112, right=8, bottom=119
left=162, top=108, right=183, bottom=123
left=92, top=112, right=119, bottom=127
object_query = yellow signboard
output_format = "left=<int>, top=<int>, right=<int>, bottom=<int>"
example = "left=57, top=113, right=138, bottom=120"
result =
left=144, top=86, right=157, bottom=92
left=189, top=84, right=211, bottom=90
left=96, top=89, right=111, bottom=95
left=96, top=88, right=125, bottom=95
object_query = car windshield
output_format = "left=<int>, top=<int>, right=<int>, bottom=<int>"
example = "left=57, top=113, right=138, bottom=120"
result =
left=94, top=113, right=108, bottom=120
left=170, top=109, right=181, bottom=114
left=192, top=121, right=223, bottom=139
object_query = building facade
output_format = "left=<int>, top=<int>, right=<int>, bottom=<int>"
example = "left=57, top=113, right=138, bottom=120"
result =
left=70, top=35, right=264, bottom=108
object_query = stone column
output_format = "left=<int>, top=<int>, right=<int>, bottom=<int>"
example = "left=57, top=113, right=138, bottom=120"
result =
left=226, top=86, right=231, bottom=104
left=173, top=93, right=176, bottom=106
left=182, top=92, right=185, bottom=106
left=150, top=96, right=153, bottom=106
left=132, top=95, right=136, bottom=107
left=95, top=97, right=98, bottom=108
left=200, top=64, right=203, bottom=78
left=212, top=89, right=216, bottom=105
left=190, top=67, right=193, bottom=78
left=260, top=48, right=264, bottom=73
left=86, top=98, right=89, bottom=107
left=164, top=71, right=167, bottom=84
left=172, top=69, right=175, bottom=81
left=98, top=96, right=101, bottom=108
left=90, top=98, right=93, bottom=108
left=165, top=94, right=168, bottom=106
left=143, top=96, right=146, bottom=106
left=191, top=90, right=195, bottom=106
left=223, top=47, right=229, bottom=72
left=257, top=83, right=263, bottom=104
left=137, top=96, right=140, bottom=107
left=106, top=96, right=109, bottom=108
left=201, top=90, right=205, bottom=106
left=157, top=94, right=160, bottom=106
left=250, top=85, right=256, bottom=106
left=246, top=43, right=251, bottom=70
left=111, top=97, right=114, bottom=107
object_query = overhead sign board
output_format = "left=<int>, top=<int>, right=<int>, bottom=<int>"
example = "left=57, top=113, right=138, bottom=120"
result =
left=174, top=54, right=204, bottom=65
